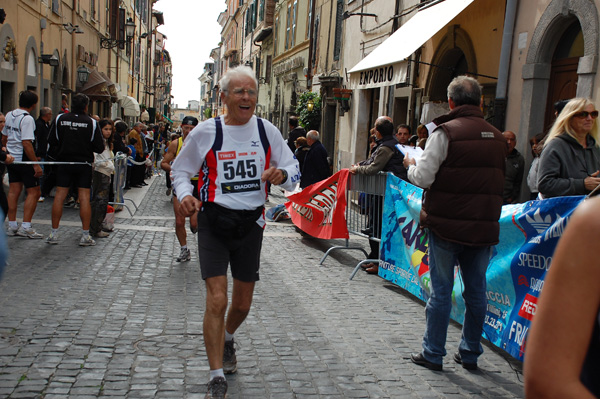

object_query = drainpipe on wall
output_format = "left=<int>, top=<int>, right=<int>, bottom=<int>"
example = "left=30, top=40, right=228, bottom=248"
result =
left=493, top=0, right=519, bottom=131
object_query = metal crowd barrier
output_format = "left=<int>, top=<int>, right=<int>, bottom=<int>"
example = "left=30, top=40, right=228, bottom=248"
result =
left=319, top=171, right=389, bottom=280
left=109, top=152, right=138, bottom=216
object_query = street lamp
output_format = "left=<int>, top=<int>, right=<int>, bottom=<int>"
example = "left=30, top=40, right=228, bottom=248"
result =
left=307, top=98, right=314, bottom=112
left=39, top=54, right=59, bottom=66
left=100, top=17, right=136, bottom=49
left=77, top=65, right=90, bottom=85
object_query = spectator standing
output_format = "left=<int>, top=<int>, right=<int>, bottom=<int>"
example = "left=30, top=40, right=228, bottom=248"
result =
left=171, top=65, right=300, bottom=398
left=60, top=93, right=69, bottom=114
left=45, top=93, right=104, bottom=246
left=35, top=107, right=52, bottom=202
left=403, top=76, right=506, bottom=371
left=502, top=131, right=525, bottom=204
left=90, top=119, right=115, bottom=238
left=417, top=124, right=429, bottom=149
left=300, top=130, right=331, bottom=189
left=350, top=117, right=407, bottom=274
left=2, top=90, right=44, bottom=238
left=287, top=115, right=306, bottom=154
left=294, top=136, right=310, bottom=172
left=538, top=98, right=600, bottom=198
left=0, top=112, right=15, bottom=219
left=526, top=132, right=545, bottom=200
left=395, top=124, right=411, bottom=145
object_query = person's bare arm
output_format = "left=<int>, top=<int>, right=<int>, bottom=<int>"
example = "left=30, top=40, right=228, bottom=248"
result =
left=524, top=197, right=600, bottom=399
left=22, top=140, right=42, bottom=177
left=160, top=140, right=177, bottom=173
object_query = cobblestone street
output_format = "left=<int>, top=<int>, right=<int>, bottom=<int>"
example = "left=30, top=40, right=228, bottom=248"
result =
left=0, top=175, right=524, bottom=398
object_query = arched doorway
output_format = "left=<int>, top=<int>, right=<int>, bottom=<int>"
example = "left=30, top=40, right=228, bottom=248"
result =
left=427, top=48, right=469, bottom=101
left=543, top=20, right=583, bottom=132
left=519, top=0, right=598, bottom=143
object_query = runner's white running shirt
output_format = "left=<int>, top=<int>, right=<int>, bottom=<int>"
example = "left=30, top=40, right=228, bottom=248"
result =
left=171, top=115, right=300, bottom=211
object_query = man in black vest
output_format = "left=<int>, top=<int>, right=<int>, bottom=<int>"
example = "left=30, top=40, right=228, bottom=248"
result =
left=403, top=76, right=506, bottom=371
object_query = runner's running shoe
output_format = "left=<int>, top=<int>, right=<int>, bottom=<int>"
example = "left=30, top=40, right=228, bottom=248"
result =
left=16, top=226, right=43, bottom=239
left=223, top=340, right=237, bottom=374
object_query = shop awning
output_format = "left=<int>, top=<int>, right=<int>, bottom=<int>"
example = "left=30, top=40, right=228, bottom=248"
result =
left=79, top=69, right=111, bottom=101
left=120, top=96, right=140, bottom=117
left=348, top=0, right=475, bottom=89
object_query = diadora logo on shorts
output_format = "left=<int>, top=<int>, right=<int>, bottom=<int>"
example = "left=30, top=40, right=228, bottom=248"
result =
left=218, top=151, right=236, bottom=160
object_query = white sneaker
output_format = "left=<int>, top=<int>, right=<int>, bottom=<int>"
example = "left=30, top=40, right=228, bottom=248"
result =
left=38, top=197, right=45, bottom=203
left=6, top=226, right=18, bottom=237
left=176, top=247, right=191, bottom=262
left=45, top=233, right=59, bottom=245
left=16, top=226, right=43, bottom=239
left=79, top=235, right=96, bottom=246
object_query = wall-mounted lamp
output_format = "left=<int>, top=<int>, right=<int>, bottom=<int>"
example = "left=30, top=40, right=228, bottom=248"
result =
left=156, top=75, right=162, bottom=86
left=39, top=54, right=59, bottom=66
left=307, top=99, right=314, bottom=112
left=100, top=17, right=135, bottom=49
left=77, top=65, right=90, bottom=85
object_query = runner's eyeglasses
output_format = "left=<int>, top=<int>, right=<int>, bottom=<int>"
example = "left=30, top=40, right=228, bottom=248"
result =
left=228, top=88, right=257, bottom=98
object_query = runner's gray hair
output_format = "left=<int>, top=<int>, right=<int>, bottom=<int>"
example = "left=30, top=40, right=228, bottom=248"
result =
left=220, top=65, right=258, bottom=93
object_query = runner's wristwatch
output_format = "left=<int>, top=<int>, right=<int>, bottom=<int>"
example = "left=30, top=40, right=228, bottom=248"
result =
left=279, top=168, right=288, bottom=183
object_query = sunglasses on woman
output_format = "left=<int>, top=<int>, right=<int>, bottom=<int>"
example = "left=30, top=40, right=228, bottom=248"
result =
left=573, top=110, right=599, bottom=119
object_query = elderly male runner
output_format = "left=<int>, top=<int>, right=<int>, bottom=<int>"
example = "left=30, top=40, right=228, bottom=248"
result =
left=403, top=76, right=506, bottom=371
left=161, top=116, right=199, bottom=262
left=171, top=65, right=300, bottom=399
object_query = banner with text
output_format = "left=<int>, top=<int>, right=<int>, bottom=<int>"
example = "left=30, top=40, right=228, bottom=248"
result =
left=379, top=174, right=584, bottom=362
left=285, top=169, right=350, bottom=239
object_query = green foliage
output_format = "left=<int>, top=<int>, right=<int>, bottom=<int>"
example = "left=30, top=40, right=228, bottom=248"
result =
left=295, top=91, right=321, bottom=131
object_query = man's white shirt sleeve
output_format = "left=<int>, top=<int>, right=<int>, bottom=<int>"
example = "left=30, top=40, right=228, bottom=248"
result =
left=407, top=128, right=449, bottom=189
left=262, top=120, right=301, bottom=191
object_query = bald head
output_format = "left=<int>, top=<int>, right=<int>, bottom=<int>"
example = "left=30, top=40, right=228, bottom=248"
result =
left=306, top=130, right=320, bottom=145
left=503, top=131, right=516, bottom=153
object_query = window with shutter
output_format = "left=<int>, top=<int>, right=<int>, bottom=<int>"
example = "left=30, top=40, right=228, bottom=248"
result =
left=109, top=0, right=119, bottom=38
left=333, top=0, right=343, bottom=61
left=118, top=8, right=125, bottom=50
left=52, top=0, right=60, bottom=14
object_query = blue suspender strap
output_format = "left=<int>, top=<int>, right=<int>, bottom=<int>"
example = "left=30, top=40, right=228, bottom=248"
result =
left=213, top=116, right=223, bottom=152
left=257, top=117, right=270, bottom=154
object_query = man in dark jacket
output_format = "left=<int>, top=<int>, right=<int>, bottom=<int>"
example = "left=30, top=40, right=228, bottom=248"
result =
left=300, top=130, right=331, bottom=188
left=350, top=116, right=406, bottom=273
left=502, top=130, right=524, bottom=204
left=46, top=93, right=104, bottom=247
left=287, top=115, right=306, bottom=154
left=404, top=76, right=506, bottom=371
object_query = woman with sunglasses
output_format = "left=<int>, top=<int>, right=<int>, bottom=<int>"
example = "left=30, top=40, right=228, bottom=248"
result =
left=538, top=98, right=600, bottom=198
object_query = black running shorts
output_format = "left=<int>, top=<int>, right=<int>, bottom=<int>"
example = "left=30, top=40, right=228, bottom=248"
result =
left=56, top=164, right=93, bottom=189
left=196, top=211, right=263, bottom=282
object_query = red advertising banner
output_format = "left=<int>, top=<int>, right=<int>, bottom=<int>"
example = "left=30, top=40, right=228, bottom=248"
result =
left=285, top=169, right=350, bottom=239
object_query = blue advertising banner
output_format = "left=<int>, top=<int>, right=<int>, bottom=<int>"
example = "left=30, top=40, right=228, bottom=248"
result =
left=379, top=174, right=584, bottom=361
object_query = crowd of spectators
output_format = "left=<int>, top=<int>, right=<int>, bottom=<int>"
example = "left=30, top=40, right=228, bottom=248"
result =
left=0, top=90, right=174, bottom=246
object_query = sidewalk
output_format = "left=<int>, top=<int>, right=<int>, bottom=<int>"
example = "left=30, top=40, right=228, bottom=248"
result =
left=0, top=175, right=524, bottom=398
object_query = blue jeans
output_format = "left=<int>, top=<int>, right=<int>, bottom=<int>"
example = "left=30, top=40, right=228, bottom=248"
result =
left=422, top=232, right=491, bottom=365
